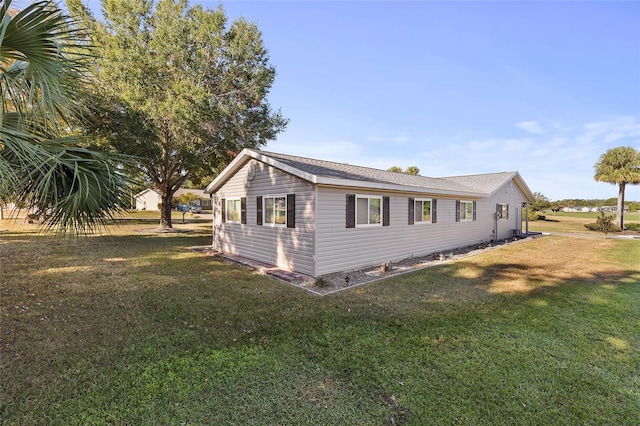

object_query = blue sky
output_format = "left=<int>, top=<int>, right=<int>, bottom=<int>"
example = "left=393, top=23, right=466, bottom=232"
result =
left=54, top=1, right=640, bottom=200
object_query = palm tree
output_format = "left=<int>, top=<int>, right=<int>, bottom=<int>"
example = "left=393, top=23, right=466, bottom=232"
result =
left=0, top=0, right=132, bottom=234
left=594, top=146, right=640, bottom=230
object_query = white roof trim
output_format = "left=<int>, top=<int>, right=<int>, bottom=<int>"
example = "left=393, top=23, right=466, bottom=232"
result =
left=205, top=149, right=253, bottom=193
left=253, top=151, right=319, bottom=183
left=205, top=148, right=319, bottom=194
left=134, top=188, right=160, bottom=198
left=513, top=173, right=535, bottom=203
left=488, top=172, right=535, bottom=203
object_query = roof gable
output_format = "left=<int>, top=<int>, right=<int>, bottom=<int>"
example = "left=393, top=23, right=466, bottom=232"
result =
left=134, top=188, right=160, bottom=198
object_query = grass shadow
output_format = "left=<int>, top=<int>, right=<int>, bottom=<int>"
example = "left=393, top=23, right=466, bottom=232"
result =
left=2, top=233, right=639, bottom=425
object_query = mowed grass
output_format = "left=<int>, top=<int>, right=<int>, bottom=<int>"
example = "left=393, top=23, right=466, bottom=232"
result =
left=1, top=219, right=639, bottom=425
left=528, top=211, right=640, bottom=233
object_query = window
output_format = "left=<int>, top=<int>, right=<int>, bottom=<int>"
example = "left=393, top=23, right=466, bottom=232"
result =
left=456, top=200, right=475, bottom=222
left=497, top=203, right=509, bottom=220
left=357, top=195, right=382, bottom=226
left=264, top=196, right=287, bottom=225
left=461, top=201, right=473, bottom=221
left=346, top=194, right=389, bottom=228
left=225, top=198, right=241, bottom=223
left=414, top=199, right=432, bottom=223
left=408, top=198, right=437, bottom=224
left=257, top=195, right=295, bottom=228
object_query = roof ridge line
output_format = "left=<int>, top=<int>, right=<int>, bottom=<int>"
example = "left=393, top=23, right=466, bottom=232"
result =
left=256, top=149, right=455, bottom=181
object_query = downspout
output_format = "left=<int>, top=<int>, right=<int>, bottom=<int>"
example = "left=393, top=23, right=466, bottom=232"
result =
left=312, top=185, right=318, bottom=277
left=211, top=193, right=216, bottom=249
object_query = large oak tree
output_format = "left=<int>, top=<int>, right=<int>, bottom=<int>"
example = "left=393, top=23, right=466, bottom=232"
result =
left=70, top=0, right=287, bottom=228
left=594, top=146, right=640, bottom=230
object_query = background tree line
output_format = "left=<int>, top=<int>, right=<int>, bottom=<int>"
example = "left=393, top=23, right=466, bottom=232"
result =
left=531, top=194, right=640, bottom=213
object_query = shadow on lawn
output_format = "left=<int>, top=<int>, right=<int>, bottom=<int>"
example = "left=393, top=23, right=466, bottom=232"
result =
left=344, top=257, right=640, bottom=315
left=2, top=230, right=639, bottom=425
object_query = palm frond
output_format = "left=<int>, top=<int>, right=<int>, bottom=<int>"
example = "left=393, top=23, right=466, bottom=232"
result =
left=2, top=130, right=134, bottom=234
left=1, top=0, right=138, bottom=236
left=1, top=0, right=91, bottom=132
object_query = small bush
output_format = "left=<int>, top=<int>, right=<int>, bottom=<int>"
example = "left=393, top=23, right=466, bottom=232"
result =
left=314, top=277, right=331, bottom=288
left=625, top=223, right=640, bottom=231
left=380, top=261, right=392, bottom=273
left=584, top=223, right=621, bottom=233
left=522, top=208, right=545, bottom=221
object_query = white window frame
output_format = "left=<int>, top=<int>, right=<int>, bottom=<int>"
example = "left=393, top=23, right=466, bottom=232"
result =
left=497, top=203, right=509, bottom=220
left=356, top=195, right=383, bottom=227
left=263, top=195, right=287, bottom=227
left=460, top=200, right=474, bottom=221
left=414, top=198, right=433, bottom=224
left=225, top=198, right=241, bottom=224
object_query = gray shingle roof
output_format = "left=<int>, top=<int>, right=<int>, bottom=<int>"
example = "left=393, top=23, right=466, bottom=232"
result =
left=206, top=148, right=533, bottom=201
left=257, top=150, right=483, bottom=193
left=441, top=172, right=518, bottom=194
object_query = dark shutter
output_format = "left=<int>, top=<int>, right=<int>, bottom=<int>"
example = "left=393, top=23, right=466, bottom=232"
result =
left=287, top=194, right=295, bottom=228
left=455, top=200, right=461, bottom=222
left=346, top=194, right=355, bottom=228
left=432, top=199, right=437, bottom=223
left=256, top=196, right=263, bottom=225
left=408, top=198, right=415, bottom=225
left=506, top=204, right=509, bottom=220
left=240, top=197, right=247, bottom=224
left=496, top=203, right=501, bottom=219
left=383, top=196, right=390, bottom=226
left=221, top=198, right=226, bottom=222
left=473, top=201, right=477, bottom=221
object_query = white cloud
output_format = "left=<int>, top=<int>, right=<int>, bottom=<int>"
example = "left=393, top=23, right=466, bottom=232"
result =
left=516, top=121, right=544, bottom=134
left=520, top=118, right=637, bottom=197
left=578, top=116, right=640, bottom=146
left=425, top=116, right=640, bottom=199
left=266, top=115, right=640, bottom=200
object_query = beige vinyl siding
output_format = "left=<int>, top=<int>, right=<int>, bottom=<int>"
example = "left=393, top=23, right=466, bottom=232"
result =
left=135, top=190, right=161, bottom=211
left=213, top=159, right=316, bottom=276
left=212, top=161, right=529, bottom=277
left=488, top=181, right=529, bottom=240
left=314, top=183, right=529, bottom=276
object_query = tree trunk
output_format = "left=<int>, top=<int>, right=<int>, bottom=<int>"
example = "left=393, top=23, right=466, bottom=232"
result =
left=617, top=182, right=625, bottom=230
left=160, top=191, right=173, bottom=229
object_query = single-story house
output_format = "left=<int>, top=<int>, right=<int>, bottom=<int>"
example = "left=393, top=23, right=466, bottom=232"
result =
left=205, top=149, right=535, bottom=277
left=134, top=188, right=162, bottom=211
left=562, top=206, right=594, bottom=213
left=134, top=188, right=211, bottom=211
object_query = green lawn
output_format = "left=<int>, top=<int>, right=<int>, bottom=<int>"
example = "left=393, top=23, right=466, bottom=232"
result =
left=1, top=219, right=639, bottom=425
left=528, top=211, right=640, bottom=233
